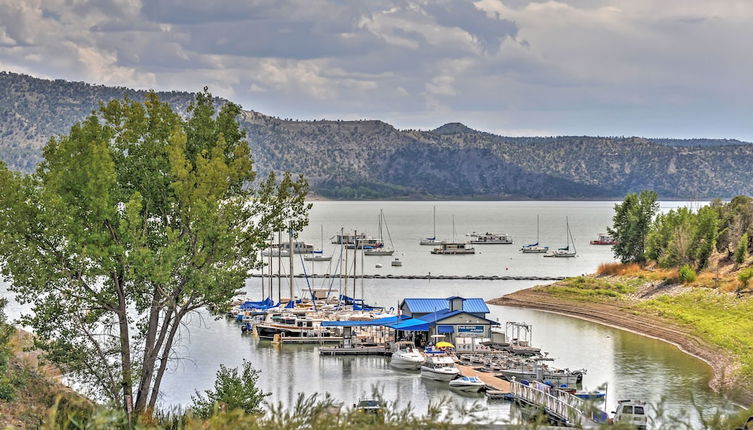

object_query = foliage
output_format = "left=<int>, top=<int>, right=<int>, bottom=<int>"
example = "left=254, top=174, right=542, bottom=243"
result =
left=0, top=298, right=14, bottom=400
left=678, top=265, right=697, bottom=284
left=639, top=290, right=753, bottom=385
left=0, top=91, right=310, bottom=418
left=191, top=361, right=268, bottom=418
left=736, top=232, right=749, bottom=264
left=738, top=268, right=753, bottom=292
left=608, top=190, right=659, bottom=263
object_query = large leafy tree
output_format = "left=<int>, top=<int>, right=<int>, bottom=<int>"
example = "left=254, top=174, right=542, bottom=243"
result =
left=0, top=90, right=309, bottom=418
left=608, top=190, right=659, bottom=263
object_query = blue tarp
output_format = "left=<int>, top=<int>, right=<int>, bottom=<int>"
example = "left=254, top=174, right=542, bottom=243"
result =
left=240, top=298, right=276, bottom=310
left=285, top=299, right=302, bottom=309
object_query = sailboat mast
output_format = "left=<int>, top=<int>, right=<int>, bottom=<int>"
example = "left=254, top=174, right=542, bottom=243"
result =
left=536, top=214, right=540, bottom=243
left=289, top=226, right=294, bottom=301
left=352, top=229, right=357, bottom=296
left=277, top=231, right=282, bottom=301
left=452, top=215, right=456, bottom=242
left=433, top=205, right=436, bottom=238
left=342, top=227, right=348, bottom=300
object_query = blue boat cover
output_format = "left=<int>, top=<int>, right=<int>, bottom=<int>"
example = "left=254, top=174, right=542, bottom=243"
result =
left=388, top=318, right=430, bottom=331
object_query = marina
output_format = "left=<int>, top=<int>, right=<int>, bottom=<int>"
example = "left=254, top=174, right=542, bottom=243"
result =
left=0, top=201, right=733, bottom=426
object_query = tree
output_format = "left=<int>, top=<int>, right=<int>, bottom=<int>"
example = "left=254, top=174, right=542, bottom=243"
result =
left=609, top=190, right=659, bottom=263
left=736, top=232, right=749, bottom=265
left=191, top=360, right=268, bottom=418
left=0, top=90, right=310, bottom=419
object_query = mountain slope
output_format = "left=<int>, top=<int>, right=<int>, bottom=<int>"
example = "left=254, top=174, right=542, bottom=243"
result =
left=1, top=71, right=751, bottom=199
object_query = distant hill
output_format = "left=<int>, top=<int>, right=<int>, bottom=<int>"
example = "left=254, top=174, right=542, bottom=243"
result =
left=1, top=71, right=752, bottom=200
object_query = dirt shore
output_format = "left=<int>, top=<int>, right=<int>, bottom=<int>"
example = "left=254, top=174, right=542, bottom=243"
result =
left=488, top=287, right=753, bottom=405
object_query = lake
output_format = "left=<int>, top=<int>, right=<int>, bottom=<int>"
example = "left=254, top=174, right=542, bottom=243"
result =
left=0, top=200, right=736, bottom=425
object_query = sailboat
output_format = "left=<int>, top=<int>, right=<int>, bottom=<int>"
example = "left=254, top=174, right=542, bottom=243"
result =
left=521, top=215, right=549, bottom=253
left=420, top=206, right=442, bottom=245
left=304, top=225, right=332, bottom=262
left=545, top=217, right=577, bottom=258
left=365, top=209, right=395, bottom=256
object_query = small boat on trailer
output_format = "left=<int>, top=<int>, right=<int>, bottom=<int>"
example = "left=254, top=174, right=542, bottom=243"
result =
left=449, top=376, right=486, bottom=392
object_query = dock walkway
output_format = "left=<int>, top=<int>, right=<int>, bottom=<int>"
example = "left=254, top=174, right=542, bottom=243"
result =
left=455, top=363, right=511, bottom=393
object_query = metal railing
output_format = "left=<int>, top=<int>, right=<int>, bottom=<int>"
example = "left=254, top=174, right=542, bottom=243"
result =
left=510, top=379, right=599, bottom=427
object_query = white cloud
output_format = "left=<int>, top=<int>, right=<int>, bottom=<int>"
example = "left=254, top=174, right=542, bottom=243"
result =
left=0, top=0, right=750, bottom=139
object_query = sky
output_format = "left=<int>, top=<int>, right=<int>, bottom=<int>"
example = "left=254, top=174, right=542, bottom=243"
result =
left=0, top=0, right=751, bottom=140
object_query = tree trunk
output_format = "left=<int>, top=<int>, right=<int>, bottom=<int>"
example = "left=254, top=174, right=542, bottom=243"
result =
left=146, top=307, right=187, bottom=411
left=133, top=287, right=163, bottom=413
left=115, top=273, right=134, bottom=425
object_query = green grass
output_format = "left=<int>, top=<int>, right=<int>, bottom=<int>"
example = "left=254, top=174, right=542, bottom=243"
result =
left=639, top=290, right=753, bottom=383
left=545, top=276, right=642, bottom=301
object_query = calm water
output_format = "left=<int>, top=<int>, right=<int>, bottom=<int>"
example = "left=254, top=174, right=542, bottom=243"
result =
left=0, top=201, right=736, bottom=424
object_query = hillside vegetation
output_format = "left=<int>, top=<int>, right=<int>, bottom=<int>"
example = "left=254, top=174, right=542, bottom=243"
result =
left=3, top=71, right=753, bottom=199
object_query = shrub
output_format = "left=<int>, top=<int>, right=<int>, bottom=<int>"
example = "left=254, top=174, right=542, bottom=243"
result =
left=678, top=265, right=697, bottom=284
left=596, top=262, right=642, bottom=276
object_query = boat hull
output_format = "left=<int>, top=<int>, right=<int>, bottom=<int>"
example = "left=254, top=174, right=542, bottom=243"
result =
left=390, top=356, right=423, bottom=370
left=449, top=381, right=485, bottom=392
left=420, top=366, right=460, bottom=381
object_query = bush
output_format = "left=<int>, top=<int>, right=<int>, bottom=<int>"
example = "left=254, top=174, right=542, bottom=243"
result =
left=678, top=265, right=697, bottom=284
left=596, top=262, right=642, bottom=276
left=190, top=360, right=269, bottom=418
left=738, top=268, right=753, bottom=292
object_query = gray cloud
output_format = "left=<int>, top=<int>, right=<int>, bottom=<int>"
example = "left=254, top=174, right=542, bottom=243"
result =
left=0, top=0, right=750, bottom=140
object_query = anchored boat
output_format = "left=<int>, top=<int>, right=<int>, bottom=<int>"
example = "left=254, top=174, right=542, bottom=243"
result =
left=469, top=232, right=513, bottom=244
left=420, top=206, right=443, bottom=245
left=545, top=217, right=577, bottom=258
left=521, top=215, right=549, bottom=253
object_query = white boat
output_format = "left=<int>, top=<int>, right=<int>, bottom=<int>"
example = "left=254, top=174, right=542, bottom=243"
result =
left=391, top=258, right=402, bottom=267
left=469, top=232, right=513, bottom=244
left=420, top=353, right=460, bottom=381
left=497, top=365, right=585, bottom=386
left=449, top=376, right=486, bottom=392
left=545, top=217, right=577, bottom=258
left=390, top=342, right=424, bottom=370
left=521, top=215, right=549, bottom=254
left=420, top=206, right=442, bottom=245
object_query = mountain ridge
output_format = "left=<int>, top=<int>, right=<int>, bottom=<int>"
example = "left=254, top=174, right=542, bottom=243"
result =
left=1, top=71, right=752, bottom=200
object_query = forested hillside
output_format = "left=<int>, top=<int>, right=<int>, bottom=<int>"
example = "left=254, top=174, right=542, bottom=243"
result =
left=1, top=71, right=752, bottom=199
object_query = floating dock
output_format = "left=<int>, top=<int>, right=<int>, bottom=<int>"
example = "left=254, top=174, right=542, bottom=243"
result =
left=249, top=273, right=564, bottom=281
left=319, top=345, right=391, bottom=356
left=456, top=363, right=511, bottom=394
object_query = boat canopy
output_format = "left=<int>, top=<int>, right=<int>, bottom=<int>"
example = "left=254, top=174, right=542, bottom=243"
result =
left=321, top=315, right=405, bottom=327
left=388, top=318, right=430, bottom=331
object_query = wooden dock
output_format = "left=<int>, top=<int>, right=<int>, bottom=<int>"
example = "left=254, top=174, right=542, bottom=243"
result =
left=276, top=336, right=343, bottom=344
left=455, top=363, right=511, bottom=394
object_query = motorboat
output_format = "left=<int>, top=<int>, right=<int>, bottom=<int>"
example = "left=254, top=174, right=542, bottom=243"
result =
left=590, top=233, right=618, bottom=245
left=575, top=390, right=606, bottom=400
left=420, top=352, right=460, bottom=381
left=391, top=258, right=402, bottom=267
left=390, top=342, right=424, bottom=370
left=448, top=376, right=486, bottom=392
left=255, top=313, right=337, bottom=340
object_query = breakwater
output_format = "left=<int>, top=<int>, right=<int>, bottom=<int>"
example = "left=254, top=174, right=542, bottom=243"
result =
left=248, top=273, right=564, bottom=281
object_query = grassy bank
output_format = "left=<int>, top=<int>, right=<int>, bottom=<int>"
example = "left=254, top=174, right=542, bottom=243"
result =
left=501, top=262, right=753, bottom=403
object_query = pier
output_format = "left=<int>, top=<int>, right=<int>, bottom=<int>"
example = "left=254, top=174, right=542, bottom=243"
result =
left=455, top=363, right=511, bottom=393
left=249, top=273, right=564, bottom=281
left=509, top=379, right=604, bottom=428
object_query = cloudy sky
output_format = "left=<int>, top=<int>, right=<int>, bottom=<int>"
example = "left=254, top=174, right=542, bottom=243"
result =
left=1, top=0, right=751, bottom=139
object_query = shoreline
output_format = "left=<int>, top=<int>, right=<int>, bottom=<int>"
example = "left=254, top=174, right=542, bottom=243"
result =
left=488, top=287, right=753, bottom=405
